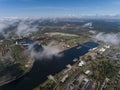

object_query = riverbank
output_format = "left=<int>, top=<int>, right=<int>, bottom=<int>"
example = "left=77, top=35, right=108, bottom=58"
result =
left=0, top=41, right=98, bottom=90
left=0, top=59, right=34, bottom=87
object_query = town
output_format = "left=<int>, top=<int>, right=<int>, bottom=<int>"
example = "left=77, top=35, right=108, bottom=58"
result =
left=39, top=39, right=120, bottom=90
left=0, top=18, right=120, bottom=90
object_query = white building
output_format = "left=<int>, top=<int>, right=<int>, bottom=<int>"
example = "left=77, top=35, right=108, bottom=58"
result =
left=15, top=41, right=18, bottom=45
left=104, top=45, right=110, bottom=49
left=85, top=70, right=92, bottom=75
left=99, top=48, right=106, bottom=52
left=78, top=60, right=85, bottom=67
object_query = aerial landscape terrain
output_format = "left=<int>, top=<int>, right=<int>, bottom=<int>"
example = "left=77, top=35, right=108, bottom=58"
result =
left=0, top=0, right=120, bottom=90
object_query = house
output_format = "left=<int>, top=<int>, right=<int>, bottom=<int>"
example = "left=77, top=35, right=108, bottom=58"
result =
left=78, top=60, right=85, bottom=67
left=85, top=70, right=92, bottom=76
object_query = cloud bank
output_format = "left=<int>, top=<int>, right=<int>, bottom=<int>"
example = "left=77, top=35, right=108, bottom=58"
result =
left=25, top=41, right=63, bottom=60
left=83, top=22, right=92, bottom=27
left=0, top=18, right=39, bottom=38
left=93, top=32, right=120, bottom=45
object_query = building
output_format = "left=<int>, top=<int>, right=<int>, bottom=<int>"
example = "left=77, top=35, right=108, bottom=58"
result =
left=78, top=60, right=85, bottom=67
left=99, top=48, right=106, bottom=52
left=104, top=45, right=110, bottom=49
left=85, top=70, right=92, bottom=76
left=82, top=81, right=93, bottom=90
left=61, top=74, right=69, bottom=83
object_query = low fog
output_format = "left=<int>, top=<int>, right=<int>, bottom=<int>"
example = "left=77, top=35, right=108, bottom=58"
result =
left=83, top=22, right=92, bottom=27
left=0, top=18, right=64, bottom=61
left=25, top=41, right=63, bottom=60
left=0, top=18, right=40, bottom=38
left=93, top=32, right=120, bottom=45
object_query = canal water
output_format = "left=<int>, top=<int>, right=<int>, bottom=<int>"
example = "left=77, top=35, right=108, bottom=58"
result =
left=0, top=41, right=98, bottom=90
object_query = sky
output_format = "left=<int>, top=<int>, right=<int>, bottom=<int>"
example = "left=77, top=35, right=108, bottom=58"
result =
left=0, top=0, right=120, bottom=18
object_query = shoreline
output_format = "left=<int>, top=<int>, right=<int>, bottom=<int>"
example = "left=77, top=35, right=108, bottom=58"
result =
left=0, top=59, right=35, bottom=87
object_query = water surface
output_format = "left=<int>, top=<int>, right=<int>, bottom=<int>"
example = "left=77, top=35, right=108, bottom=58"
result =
left=0, top=42, right=98, bottom=90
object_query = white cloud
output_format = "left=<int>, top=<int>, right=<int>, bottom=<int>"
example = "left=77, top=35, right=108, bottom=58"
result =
left=0, top=18, right=39, bottom=38
left=25, top=41, right=63, bottom=60
left=93, top=32, right=120, bottom=45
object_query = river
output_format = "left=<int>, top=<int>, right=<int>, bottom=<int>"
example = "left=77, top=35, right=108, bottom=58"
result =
left=0, top=41, right=98, bottom=90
